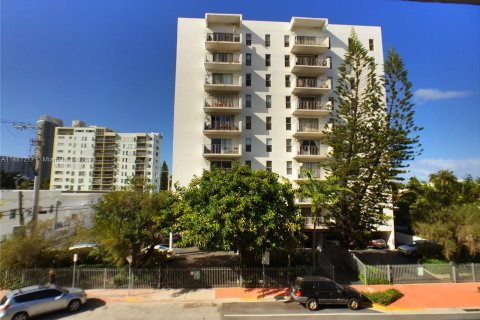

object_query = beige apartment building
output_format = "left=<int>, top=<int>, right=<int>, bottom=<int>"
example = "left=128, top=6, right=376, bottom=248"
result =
left=50, top=121, right=162, bottom=192
left=172, top=14, right=394, bottom=248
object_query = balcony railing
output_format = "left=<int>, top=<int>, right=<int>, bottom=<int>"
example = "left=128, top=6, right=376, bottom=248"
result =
left=298, top=145, right=321, bottom=155
left=298, top=123, right=320, bottom=132
left=295, top=36, right=329, bottom=46
left=298, top=168, right=322, bottom=179
left=298, top=100, right=324, bottom=110
left=205, top=96, right=239, bottom=109
left=296, top=78, right=330, bottom=89
left=295, top=57, right=330, bottom=67
left=203, top=144, right=240, bottom=155
left=206, top=32, right=241, bottom=43
left=205, top=75, right=241, bottom=86
left=204, top=120, right=240, bottom=131
left=303, top=216, right=325, bottom=228
left=205, top=53, right=240, bottom=63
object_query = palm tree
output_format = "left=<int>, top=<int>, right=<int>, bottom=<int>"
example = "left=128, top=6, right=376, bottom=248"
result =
left=297, top=170, right=346, bottom=268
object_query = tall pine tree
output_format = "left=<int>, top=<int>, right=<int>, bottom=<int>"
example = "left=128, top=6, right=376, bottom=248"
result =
left=160, top=161, right=169, bottom=190
left=322, top=32, right=422, bottom=247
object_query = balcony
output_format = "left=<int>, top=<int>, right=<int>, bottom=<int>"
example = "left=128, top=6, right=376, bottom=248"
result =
left=303, top=216, right=327, bottom=230
left=291, top=36, right=330, bottom=54
left=292, top=100, right=331, bottom=116
left=205, top=53, right=241, bottom=71
left=291, top=57, right=331, bottom=75
left=203, top=120, right=242, bottom=137
left=204, top=75, right=242, bottom=92
left=203, top=144, right=242, bottom=159
left=296, top=168, right=326, bottom=181
left=205, top=32, right=241, bottom=52
left=293, top=78, right=331, bottom=95
left=293, top=123, right=330, bottom=138
left=294, top=145, right=329, bottom=161
left=204, top=96, right=241, bottom=114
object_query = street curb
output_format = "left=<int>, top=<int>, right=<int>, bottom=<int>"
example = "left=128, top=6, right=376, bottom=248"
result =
left=372, top=303, right=425, bottom=311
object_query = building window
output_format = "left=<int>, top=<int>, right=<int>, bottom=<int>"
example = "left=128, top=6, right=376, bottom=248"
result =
left=266, top=95, right=272, bottom=108
left=211, top=161, right=232, bottom=171
left=285, top=75, right=290, bottom=87
left=266, top=138, right=272, bottom=152
left=266, top=74, right=271, bottom=87
left=246, top=116, right=251, bottom=130
left=266, top=161, right=272, bottom=172
left=286, top=161, right=292, bottom=175
left=285, top=55, right=290, bottom=67
left=246, top=33, right=252, bottom=46
left=246, top=53, right=251, bottom=66
left=369, top=39, right=374, bottom=51
left=266, top=117, right=272, bottom=130
left=286, top=117, right=291, bottom=130
left=246, top=73, right=251, bottom=86
left=246, top=138, right=252, bottom=152
left=286, top=139, right=292, bottom=152
left=265, top=34, right=270, bottom=47
left=245, top=94, right=251, bottom=108
left=265, top=54, right=271, bottom=67
left=286, top=96, right=291, bottom=109
left=284, top=35, right=289, bottom=47
left=245, top=160, right=251, bottom=168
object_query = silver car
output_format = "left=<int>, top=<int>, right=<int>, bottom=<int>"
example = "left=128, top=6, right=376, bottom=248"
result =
left=0, top=285, right=87, bottom=320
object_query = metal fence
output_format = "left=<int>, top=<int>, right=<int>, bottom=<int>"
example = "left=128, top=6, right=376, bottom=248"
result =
left=0, top=266, right=334, bottom=290
left=349, top=252, right=479, bottom=285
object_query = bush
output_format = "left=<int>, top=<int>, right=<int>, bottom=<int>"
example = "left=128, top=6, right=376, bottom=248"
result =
left=362, top=288, right=404, bottom=306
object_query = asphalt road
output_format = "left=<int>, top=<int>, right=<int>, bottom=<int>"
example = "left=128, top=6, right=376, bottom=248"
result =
left=27, top=299, right=480, bottom=320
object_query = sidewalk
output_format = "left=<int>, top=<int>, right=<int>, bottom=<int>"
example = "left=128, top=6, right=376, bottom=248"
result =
left=83, top=282, right=480, bottom=310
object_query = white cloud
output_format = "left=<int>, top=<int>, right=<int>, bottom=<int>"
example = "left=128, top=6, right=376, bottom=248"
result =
left=414, top=88, right=471, bottom=103
left=404, top=158, right=480, bottom=181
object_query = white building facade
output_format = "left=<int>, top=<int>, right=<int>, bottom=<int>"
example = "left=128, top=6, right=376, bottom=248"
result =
left=50, top=122, right=162, bottom=192
left=172, top=14, right=394, bottom=248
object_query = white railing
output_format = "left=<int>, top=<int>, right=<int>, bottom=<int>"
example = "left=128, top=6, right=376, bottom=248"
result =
left=205, top=75, right=241, bottom=86
left=203, top=144, right=240, bottom=155
left=204, top=120, right=240, bottom=131
left=205, top=53, right=240, bottom=63
left=206, top=32, right=241, bottom=42
left=295, top=36, right=330, bottom=47
left=296, top=57, right=330, bottom=67
left=296, top=78, right=331, bottom=89
left=205, top=96, right=239, bottom=109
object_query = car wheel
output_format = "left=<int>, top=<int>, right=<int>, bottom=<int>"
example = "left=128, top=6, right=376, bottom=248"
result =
left=67, top=299, right=82, bottom=312
left=348, top=298, right=360, bottom=310
left=12, top=312, right=29, bottom=320
left=306, top=298, right=319, bottom=311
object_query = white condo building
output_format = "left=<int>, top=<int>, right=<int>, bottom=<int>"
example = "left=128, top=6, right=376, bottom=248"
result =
left=50, top=121, right=162, bottom=192
left=172, top=14, right=394, bottom=247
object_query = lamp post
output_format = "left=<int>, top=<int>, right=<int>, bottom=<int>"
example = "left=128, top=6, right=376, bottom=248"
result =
left=72, top=253, right=78, bottom=288
left=126, top=255, right=133, bottom=296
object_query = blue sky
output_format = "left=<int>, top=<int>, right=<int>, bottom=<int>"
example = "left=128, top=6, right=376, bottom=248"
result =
left=1, top=0, right=479, bottom=181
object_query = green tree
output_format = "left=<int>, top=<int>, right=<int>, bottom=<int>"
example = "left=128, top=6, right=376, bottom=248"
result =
left=415, top=203, right=480, bottom=262
left=322, top=33, right=422, bottom=247
left=297, top=172, right=347, bottom=267
left=160, top=161, right=169, bottom=191
left=0, top=170, right=18, bottom=189
left=92, top=177, right=177, bottom=267
left=176, top=165, right=304, bottom=266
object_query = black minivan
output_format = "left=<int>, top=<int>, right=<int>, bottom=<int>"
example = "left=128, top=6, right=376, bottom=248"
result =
left=290, top=276, right=362, bottom=311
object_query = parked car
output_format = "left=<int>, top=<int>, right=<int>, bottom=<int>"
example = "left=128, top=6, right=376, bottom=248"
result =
left=68, top=243, right=98, bottom=251
left=290, top=276, right=362, bottom=311
left=0, top=285, right=87, bottom=320
left=397, top=240, right=436, bottom=256
left=369, top=239, right=387, bottom=249
left=142, top=244, right=176, bottom=258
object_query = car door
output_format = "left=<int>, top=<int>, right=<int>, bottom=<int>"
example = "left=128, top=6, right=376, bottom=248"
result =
left=318, top=281, right=345, bottom=305
left=45, top=289, right=68, bottom=311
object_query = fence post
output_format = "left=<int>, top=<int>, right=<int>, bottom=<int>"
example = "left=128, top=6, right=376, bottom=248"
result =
left=451, top=263, right=457, bottom=283
left=472, top=263, right=476, bottom=282
left=387, top=264, right=391, bottom=284
left=103, top=268, right=107, bottom=289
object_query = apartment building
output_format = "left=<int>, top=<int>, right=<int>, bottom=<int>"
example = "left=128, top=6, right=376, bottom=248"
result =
left=50, top=121, right=162, bottom=192
left=172, top=14, right=393, bottom=248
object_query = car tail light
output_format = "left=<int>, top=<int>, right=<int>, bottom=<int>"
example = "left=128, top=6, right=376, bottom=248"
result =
left=295, top=290, right=302, bottom=297
left=0, top=304, right=10, bottom=311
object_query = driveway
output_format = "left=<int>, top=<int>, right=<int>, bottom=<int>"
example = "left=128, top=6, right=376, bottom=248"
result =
left=352, top=249, right=418, bottom=265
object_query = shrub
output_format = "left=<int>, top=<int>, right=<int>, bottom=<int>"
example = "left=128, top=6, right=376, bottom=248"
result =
left=362, top=288, right=404, bottom=306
